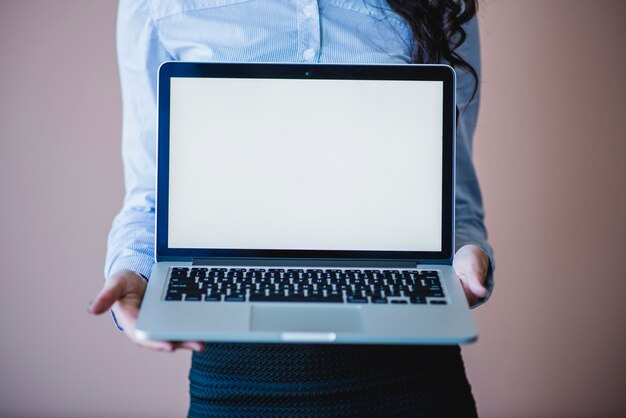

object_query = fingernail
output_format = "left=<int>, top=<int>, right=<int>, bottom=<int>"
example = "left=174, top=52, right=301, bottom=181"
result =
left=86, top=300, right=94, bottom=314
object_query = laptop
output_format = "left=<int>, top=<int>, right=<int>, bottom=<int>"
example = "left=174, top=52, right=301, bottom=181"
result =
left=135, top=62, right=478, bottom=345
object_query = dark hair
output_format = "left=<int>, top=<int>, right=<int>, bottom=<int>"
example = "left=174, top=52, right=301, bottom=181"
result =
left=386, top=0, right=479, bottom=100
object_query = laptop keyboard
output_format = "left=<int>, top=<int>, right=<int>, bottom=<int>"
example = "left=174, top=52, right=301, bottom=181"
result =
left=164, top=267, right=447, bottom=305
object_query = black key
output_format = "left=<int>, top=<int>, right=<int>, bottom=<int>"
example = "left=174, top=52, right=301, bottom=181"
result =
left=429, top=300, right=447, bottom=305
left=349, top=278, right=363, bottom=286
left=170, top=273, right=194, bottom=279
left=406, top=290, right=426, bottom=298
left=165, top=294, right=182, bottom=301
left=204, top=295, right=221, bottom=302
left=170, top=273, right=188, bottom=280
left=228, top=271, right=245, bottom=280
left=168, top=283, right=189, bottom=289
left=410, top=296, right=427, bottom=304
left=169, top=282, right=194, bottom=289
left=391, top=300, right=408, bottom=304
left=347, top=296, right=368, bottom=304
left=371, top=297, right=388, bottom=304
left=249, top=294, right=343, bottom=303
left=386, top=287, right=402, bottom=296
left=185, top=294, right=202, bottom=301
left=249, top=294, right=306, bottom=302
left=308, top=295, right=344, bottom=303
left=224, top=295, right=245, bottom=302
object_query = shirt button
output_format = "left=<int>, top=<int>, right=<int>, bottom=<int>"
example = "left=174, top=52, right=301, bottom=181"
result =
left=303, top=5, right=315, bottom=16
left=303, top=49, right=315, bottom=60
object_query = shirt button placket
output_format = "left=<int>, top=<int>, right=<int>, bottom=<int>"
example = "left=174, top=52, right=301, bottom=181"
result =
left=297, top=0, right=320, bottom=62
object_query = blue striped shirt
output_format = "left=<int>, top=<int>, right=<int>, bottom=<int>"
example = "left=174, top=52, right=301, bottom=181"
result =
left=107, top=0, right=494, bottom=302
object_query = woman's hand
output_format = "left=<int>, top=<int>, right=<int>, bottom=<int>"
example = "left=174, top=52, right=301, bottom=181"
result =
left=88, top=269, right=205, bottom=353
left=453, top=244, right=490, bottom=307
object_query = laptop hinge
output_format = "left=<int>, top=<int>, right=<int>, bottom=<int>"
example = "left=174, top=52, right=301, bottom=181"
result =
left=192, top=258, right=418, bottom=268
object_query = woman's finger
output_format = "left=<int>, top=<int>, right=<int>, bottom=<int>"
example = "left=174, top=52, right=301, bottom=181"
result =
left=173, top=341, right=205, bottom=353
left=89, top=270, right=203, bottom=353
left=136, top=339, right=175, bottom=352
left=465, top=271, right=488, bottom=298
left=458, top=274, right=477, bottom=306
left=120, top=318, right=176, bottom=352
left=88, top=277, right=126, bottom=315
left=111, top=303, right=140, bottom=330
left=453, top=244, right=490, bottom=305
left=119, top=311, right=203, bottom=352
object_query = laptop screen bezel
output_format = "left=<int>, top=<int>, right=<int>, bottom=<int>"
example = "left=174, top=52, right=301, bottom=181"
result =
left=156, top=62, right=455, bottom=262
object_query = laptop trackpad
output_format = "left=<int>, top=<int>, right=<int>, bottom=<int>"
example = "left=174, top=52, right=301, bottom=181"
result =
left=251, top=305, right=364, bottom=334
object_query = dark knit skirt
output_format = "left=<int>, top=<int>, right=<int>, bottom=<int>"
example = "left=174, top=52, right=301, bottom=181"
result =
left=188, top=343, right=477, bottom=417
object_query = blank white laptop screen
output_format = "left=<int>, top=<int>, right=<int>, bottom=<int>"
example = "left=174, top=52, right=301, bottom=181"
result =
left=167, top=77, right=443, bottom=252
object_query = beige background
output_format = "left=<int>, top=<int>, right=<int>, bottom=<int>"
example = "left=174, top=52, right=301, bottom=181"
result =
left=0, top=1, right=624, bottom=417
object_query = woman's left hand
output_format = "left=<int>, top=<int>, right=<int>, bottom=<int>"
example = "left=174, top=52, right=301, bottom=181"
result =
left=453, top=244, right=490, bottom=307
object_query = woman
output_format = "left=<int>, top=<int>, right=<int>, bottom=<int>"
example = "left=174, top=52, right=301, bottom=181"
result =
left=89, top=0, right=494, bottom=415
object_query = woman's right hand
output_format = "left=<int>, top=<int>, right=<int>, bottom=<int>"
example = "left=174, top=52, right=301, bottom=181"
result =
left=88, top=269, right=205, bottom=353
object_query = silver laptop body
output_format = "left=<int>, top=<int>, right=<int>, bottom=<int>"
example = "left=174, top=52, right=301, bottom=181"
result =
left=135, top=62, right=478, bottom=345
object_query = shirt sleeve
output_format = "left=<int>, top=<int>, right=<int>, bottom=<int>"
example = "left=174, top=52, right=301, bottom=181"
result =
left=105, top=0, right=170, bottom=282
left=453, top=16, right=495, bottom=307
